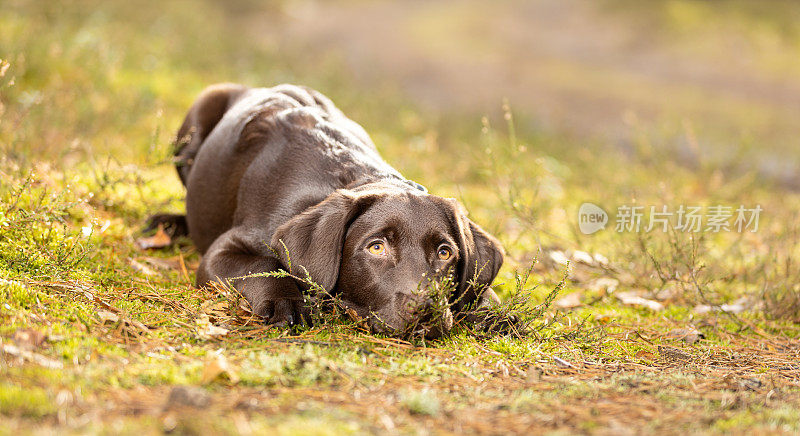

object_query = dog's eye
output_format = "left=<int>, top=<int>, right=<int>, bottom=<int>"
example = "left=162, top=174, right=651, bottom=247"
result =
left=367, top=241, right=386, bottom=255
left=437, top=246, right=452, bottom=260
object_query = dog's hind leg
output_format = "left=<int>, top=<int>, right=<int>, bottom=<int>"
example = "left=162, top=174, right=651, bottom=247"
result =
left=173, top=83, right=248, bottom=186
left=143, top=84, right=249, bottom=243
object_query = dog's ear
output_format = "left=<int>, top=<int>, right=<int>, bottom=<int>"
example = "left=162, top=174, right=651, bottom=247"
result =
left=447, top=201, right=505, bottom=311
left=270, top=189, right=378, bottom=292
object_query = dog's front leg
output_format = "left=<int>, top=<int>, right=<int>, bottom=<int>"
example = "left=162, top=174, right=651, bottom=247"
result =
left=197, top=228, right=307, bottom=326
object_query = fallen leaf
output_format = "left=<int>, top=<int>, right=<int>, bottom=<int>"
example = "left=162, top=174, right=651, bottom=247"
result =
left=593, top=253, right=610, bottom=266
left=97, top=309, right=119, bottom=323
left=615, top=291, right=664, bottom=311
left=136, top=224, right=172, bottom=250
left=720, top=297, right=751, bottom=314
left=666, top=327, right=704, bottom=344
left=571, top=250, right=595, bottom=265
left=202, top=353, right=239, bottom=384
left=196, top=314, right=229, bottom=339
left=594, top=314, right=613, bottom=324
left=555, top=292, right=583, bottom=309
left=635, top=349, right=656, bottom=363
left=548, top=250, right=569, bottom=266
left=201, top=300, right=229, bottom=318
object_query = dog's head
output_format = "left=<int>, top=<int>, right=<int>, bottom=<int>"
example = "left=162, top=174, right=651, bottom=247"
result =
left=270, top=182, right=504, bottom=338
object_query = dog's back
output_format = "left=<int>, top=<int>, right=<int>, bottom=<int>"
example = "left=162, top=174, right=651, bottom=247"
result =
left=177, top=84, right=406, bottom=252
left=146, top=83, right=504, bottom=332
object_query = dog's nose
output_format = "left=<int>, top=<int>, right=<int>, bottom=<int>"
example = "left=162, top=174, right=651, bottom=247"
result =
left=406, top=296, right=454, bottom=339
left=420, top=304, right=453, bottom=339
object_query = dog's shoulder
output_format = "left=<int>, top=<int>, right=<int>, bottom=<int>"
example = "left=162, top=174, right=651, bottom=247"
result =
left=235, top=85, right=377, bottom=155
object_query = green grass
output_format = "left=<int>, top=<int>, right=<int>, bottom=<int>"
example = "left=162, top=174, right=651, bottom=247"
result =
left=2, top=0, right=800, bottom=434
left=0, top=383, right=55, bottom=418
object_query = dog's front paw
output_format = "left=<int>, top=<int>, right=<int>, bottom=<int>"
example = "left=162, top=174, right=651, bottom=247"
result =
left=232, top=271, right=310, bottom=327
left=260, top=298, right=311, bottom=327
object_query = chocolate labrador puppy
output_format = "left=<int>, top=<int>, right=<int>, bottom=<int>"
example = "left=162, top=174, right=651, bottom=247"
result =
left=148, top=83, right=504, bottom=337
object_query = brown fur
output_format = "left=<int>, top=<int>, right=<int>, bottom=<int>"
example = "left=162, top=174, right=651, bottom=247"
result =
left=148, top=83, right=504, bottom=337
